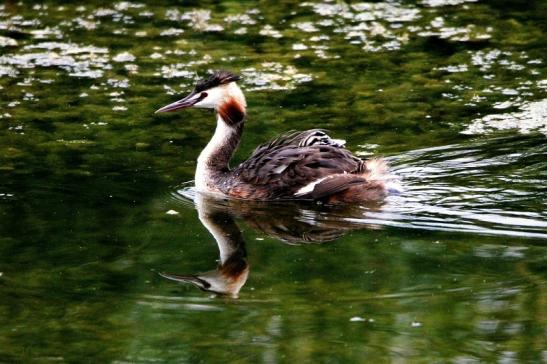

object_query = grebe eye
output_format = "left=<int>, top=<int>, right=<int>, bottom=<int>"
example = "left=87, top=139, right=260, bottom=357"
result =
left=201, top=92, right=208, bottom=98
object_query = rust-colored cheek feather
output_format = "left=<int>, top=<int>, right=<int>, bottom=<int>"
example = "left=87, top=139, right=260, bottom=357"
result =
left=218, top=98, right=246, bottom=126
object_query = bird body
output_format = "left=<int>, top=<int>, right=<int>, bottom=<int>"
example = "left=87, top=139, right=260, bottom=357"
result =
left=156, top=71, right=395, bottom=203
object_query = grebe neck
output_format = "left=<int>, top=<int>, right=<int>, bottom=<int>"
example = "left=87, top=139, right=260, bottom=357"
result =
left=195, top=113, right=245, bottom=193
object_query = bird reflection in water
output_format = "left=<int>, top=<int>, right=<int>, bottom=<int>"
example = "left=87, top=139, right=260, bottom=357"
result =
left=160, top=194, right=250, bottom=297
left=160, top=192, right=383, bottom=297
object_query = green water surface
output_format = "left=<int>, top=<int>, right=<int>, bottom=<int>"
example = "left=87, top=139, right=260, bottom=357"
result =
left=0, top=0, right=546, bottom=362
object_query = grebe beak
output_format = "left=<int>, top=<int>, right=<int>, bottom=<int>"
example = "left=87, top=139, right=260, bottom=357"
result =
left=155, top=90, right=205, bottom=113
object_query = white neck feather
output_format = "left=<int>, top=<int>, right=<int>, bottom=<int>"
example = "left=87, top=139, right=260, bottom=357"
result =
left=195, top=114, right=236, bottom=193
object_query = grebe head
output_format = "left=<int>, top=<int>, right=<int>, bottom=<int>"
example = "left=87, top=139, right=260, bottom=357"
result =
left=155, top=70, right=246, bottom=114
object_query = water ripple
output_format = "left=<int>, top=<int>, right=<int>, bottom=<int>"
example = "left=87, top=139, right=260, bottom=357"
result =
left=377, top=135, right=547, bottom=238
left=172, top=136, right=546, bottom=240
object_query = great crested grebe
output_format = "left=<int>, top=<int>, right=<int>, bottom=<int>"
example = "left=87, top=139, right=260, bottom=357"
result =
left=156, top=70, right=395, bottom=203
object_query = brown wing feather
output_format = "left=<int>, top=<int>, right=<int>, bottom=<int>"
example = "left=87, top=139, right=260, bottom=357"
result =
left=232, top=141, right=366, bottom=199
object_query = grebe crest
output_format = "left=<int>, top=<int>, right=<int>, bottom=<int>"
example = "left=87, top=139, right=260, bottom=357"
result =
left=156, top=70, right=398, bottom=203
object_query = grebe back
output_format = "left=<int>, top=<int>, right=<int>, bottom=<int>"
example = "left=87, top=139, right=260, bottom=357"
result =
left=156, top=70, right=395, bottom=203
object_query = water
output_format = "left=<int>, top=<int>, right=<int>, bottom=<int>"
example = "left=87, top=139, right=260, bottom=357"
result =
left=1, top=0, right=546, bottom=362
